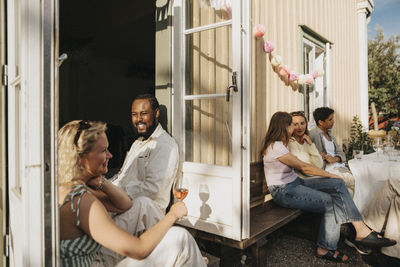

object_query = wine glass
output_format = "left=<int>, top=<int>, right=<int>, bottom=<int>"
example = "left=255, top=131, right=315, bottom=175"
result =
left=173, top=175, right=188, bottom=202
left=373, top=137, right=383, bottom=158
left=385, top=135, right=395, bottom=151
left=352, top=149, right=363, bottom=160
left=386, top=134, right=394, bottom=145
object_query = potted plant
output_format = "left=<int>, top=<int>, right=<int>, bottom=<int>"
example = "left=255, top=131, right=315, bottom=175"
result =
left=343, top=116, right=374, bottom=160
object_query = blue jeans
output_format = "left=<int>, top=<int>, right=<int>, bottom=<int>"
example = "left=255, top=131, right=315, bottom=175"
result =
left=268, top=177, right=362, bottom=250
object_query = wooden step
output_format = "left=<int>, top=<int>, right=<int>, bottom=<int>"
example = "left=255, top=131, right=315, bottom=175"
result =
left=194, top=201, right=302, bottom=250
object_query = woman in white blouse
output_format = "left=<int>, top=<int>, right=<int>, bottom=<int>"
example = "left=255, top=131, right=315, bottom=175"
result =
left=289, top=111, right=354, bottom=197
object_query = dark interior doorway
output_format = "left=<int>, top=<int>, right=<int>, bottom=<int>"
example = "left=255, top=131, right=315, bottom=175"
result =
left=59, top=0, right=155, bottom=173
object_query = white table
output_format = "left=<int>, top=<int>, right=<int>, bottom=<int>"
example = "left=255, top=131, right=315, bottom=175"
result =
left=348, top=152, right=400, bottom=212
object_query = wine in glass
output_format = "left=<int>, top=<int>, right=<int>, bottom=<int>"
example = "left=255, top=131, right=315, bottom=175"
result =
left=173, top=175, right=188, bottom=201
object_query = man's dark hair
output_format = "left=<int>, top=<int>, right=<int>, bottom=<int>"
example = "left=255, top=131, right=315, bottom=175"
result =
left=133, top=94, right=159, bottom=112
left=313, top=107, right=334, bottom=125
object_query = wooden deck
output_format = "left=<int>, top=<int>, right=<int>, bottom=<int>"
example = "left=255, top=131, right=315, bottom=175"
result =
left=194, top=201, right=302, bottom=250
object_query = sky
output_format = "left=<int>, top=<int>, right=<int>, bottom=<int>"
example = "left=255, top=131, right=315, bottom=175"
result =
left=368, top=0, right=400, bottom=39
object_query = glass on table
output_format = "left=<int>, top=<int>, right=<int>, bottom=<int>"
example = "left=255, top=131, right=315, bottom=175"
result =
left=384, top=134, right=395, bottom=153
left=388, top=150, right=400, bottom=161
left=353, top=149, right=364, bottom=160
left=386, top=134, right=394, bottom=146
left=373, top=137, right=383, bottom=158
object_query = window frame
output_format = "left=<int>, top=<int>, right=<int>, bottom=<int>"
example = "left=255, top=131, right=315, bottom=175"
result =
left=299, top=25, right=332, bottom=127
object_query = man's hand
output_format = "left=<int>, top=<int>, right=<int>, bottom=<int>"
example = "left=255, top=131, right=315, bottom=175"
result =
left=325, top=155, right=340, bottom=164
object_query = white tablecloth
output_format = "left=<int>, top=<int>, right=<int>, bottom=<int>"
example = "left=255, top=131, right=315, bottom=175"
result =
left=348, top=153, right=400, bottom=212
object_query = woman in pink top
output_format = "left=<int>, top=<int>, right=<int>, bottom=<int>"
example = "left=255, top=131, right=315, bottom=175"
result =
left=262, top=112, right=395, bottom=263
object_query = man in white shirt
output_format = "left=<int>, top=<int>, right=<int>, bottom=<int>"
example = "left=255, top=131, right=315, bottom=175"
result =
left=112, top=94, right=179, bottom=214
left=101, top=94, right=179, bottom=265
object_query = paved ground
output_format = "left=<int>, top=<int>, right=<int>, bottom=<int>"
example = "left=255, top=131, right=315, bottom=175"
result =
left=256, top=232, right=399, bottom=267
left=198, top=214, right=400, bottom=267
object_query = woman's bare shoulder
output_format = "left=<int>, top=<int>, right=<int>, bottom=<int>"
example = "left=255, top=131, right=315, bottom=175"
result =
left=76, top=189, right=103, bottom=211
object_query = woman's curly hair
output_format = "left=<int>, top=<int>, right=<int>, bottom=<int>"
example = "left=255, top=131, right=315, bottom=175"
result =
left=58, top=120, right=107, bottom=186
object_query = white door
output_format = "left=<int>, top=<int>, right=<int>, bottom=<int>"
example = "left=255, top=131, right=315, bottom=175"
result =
left=172, top=0, right=248, bottom=241
left=6, top=0, right=58, bottom=265
left=6, top=0, right=25, bottom=265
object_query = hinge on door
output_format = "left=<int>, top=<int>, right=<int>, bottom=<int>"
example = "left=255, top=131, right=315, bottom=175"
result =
left=2, top=64, right=8, bottom=86
left=4, top=234, right=9, bottom=257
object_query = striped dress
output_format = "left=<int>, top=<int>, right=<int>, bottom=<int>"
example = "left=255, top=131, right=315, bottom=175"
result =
left=60, top=185, right=103, bottom=267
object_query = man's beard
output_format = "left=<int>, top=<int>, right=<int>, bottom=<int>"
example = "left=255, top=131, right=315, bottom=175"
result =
left=137, top=118, right=158, bottom=139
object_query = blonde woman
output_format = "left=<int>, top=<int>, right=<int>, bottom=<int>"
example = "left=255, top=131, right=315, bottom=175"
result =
left=58, top=120, right=206, bottom=267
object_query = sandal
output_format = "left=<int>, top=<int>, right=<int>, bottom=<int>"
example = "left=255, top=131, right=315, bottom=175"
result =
left=316, top=250, right=349, bottom=263
left=355, top=231, right=397, bottom=248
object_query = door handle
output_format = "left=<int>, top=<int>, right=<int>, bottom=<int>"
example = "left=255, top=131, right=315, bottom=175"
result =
left=226, top=71, right=238, bottom=102
left=226, top=85, right=237, bottom=102
left=57, top=53, right=68, bottom=67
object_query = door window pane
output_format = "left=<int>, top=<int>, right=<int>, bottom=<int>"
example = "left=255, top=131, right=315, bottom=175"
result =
left=12, top=84, right=22, bottom=195
left=185, top=97, right=232, bottom=166
left=186, top=0, right=232, bottom=30
left=185, top=25, right=232, bottom=95
left=183, top=1, right=234, bottom=167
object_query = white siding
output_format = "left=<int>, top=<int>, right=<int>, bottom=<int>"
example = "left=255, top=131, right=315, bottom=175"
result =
left=251, top=0, right=361, bottom=161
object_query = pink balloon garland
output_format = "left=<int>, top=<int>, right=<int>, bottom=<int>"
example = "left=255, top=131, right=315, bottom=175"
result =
left=253, top=24, right=266, bottom=38
left=253, top=23, right=324, bottom=86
